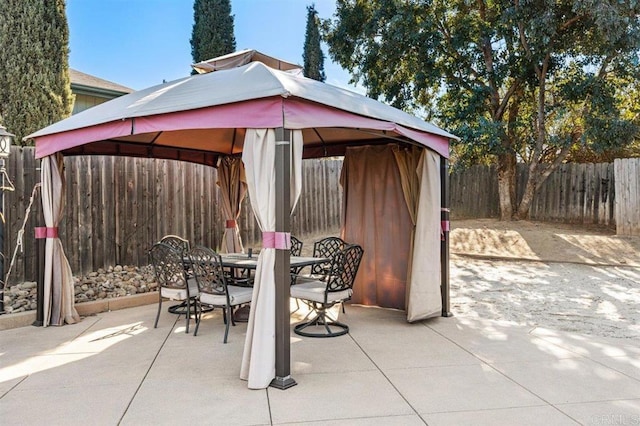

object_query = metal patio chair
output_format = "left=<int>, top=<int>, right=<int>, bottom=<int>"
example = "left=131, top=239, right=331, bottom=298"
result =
left=159, top=234, right=191, bottom=254
left=159, top=235, right=193, bottom=314
left=149, top=242, right=199, bottom=334
left=291, top=244, right=364, bottom=338
left=310, top=236, right=346, bottom=276
left=189, top=246, right=253, bottom=343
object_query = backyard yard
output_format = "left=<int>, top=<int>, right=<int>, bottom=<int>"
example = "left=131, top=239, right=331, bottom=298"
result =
left=450, top=219, right=640, bottom=338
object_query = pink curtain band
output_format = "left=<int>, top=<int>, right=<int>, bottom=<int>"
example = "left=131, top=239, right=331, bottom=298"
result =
left=262, top=231, right=291, bottom=250
left=441, top=208, right=450, bottom=213
left=35, top=227, right=59, bottom=239
left=441, top=221, right=450, bottom=232
left=225, top=219, right=237, bottom=228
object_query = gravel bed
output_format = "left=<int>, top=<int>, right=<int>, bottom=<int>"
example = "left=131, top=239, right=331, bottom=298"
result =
left=2, top=265, right=157, bottom=314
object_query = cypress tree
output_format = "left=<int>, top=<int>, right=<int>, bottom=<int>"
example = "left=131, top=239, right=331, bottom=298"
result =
left=303, top=4, right=326, bottom=82
left=0, top=0, right=73, bottom=144
left=190, top=0, right=236, bottom=73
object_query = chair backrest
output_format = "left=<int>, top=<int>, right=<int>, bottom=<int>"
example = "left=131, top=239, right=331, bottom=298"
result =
left=290, top=235, right=303, bottom=257
left=326, top=244, right=364, bottom=293
left=160, top=235, right=191, bottom=254
left=149, top=242, right=189, bottom=290
left=188, top=246, right=227, bottom=296
left=311, top=237, right=345, bottom=274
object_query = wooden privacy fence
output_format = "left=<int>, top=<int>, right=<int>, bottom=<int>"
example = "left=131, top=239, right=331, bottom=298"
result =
left=3, top=147, right=343, bottom=284
left=450, top=162, right=616, bottom=226
left=614, top=158, right=640, bottom=236
left=4, top=148, right=637, bottom=284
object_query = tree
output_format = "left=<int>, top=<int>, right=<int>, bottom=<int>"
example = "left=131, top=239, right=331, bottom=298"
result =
left=0, top=0, right=73, bottom=144
left=303, top=4, right=326, bottom=82
left=190, top=0, right=236, bottom=73
left=324, top=0, right=640, bottom=220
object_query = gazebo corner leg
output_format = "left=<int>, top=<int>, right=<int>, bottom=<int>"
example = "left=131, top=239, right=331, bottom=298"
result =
left=440, top=156, right=453, bottom=318
left=271, top=127, right=297, bottom=390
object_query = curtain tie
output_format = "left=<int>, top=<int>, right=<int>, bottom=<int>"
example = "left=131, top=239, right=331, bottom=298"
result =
left=35, top=227, right=59, bottom=239
left=225, top=219, right=237, bottom=228
left=262, top=231, right=291, bottom=250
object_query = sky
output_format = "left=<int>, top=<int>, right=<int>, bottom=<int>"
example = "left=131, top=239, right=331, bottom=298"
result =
left=66, top=0, right=359, bottom=92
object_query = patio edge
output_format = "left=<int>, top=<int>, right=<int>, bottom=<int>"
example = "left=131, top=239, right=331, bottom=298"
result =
left=0, top=292, right=157, bottom=331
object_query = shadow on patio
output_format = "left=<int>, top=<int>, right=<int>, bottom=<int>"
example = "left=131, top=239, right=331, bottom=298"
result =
left=2, top=302, right=640, bottom=425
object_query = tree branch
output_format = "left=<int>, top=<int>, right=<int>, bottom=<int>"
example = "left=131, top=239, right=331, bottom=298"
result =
left=495, top=81, right=520, bottom=120
left=435, top=18, right=486, bottom=84
left=536, top=143, right=573, bottom=191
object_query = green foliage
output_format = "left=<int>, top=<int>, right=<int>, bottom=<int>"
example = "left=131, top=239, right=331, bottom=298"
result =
left=0, top=0, right=73, bottom=145
left=324, top=0, right=640, bottom=162
left=303, top=4, right=326, bottom=82
left=190, top=0, right=236, bottom=73
left=324, top=0, right=640, bottom=216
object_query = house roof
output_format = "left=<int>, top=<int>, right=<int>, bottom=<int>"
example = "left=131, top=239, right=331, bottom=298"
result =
left=70, top=69, right=134, bottom=96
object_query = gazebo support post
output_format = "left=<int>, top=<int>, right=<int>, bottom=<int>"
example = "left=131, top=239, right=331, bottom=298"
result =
left=33, top=164, right=45, bottom=327
left=440, top=156, right=452, bottom=317
left=270, top=127, right=296, bottom=390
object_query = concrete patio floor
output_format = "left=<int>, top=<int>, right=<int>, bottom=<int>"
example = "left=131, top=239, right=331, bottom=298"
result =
left=2, top=303, right=640, bottom=425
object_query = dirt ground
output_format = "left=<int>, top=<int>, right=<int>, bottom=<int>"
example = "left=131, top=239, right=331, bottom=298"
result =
left=450, top=219, right=640, bottom=338
left=292, top=220, right=640, bottom=338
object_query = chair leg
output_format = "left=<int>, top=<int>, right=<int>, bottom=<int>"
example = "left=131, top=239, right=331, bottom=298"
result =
left=185, top=298, right=191, bottom=334
left=223, top=306, right=231, bottom=343
left=291, top=297, right=301, bottom=314
left=194, top=300, right=202, bottom=336
left=230, top=306, right=237, bottom=326
left=294, top=304, right=349, bottom=338
left=154, top=294, right=163, bottom=328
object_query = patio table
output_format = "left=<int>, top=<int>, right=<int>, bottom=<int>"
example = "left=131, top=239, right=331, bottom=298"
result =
left=219, top=253, right=329, bottom=322
left=219, top=253, right=329, bottom=271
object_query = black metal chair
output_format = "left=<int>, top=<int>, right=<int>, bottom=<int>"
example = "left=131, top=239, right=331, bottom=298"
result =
left=310, top=236, right=346, bottom=276
left=149, top=242, right=198, bottom=334
left=159, top=235, right=190, bottom=254
left=289, top=235, right=305, bottom=312
left=290, top=244, right=364, bottom=337
left=289, top=235, right=305, bottom=281
left=159, top=235, right=193, bottom=314
left=290, top=235, right=303, bottom=256
left=189, top=246, right=253, bottom=343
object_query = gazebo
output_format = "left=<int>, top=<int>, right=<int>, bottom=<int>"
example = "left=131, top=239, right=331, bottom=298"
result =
left=26, top=50, right=457, bottom=390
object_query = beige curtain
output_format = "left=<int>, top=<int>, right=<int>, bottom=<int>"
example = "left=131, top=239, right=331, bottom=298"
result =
left=217, top=156, right=247, bottom=253
left=41, top=154, right=80, bottom=327
left=407, top=150, right=442, bottom=321
left=341, top=145, right=413, bottom=310
left=240, top=129, right=303, bottom=389
left=392, top=145, right=422, bottom=311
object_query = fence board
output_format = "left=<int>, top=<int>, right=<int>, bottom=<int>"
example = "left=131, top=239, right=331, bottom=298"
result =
left=615, top=158, right=640, bottom=236
left=450, top=162, right=617, bottom=226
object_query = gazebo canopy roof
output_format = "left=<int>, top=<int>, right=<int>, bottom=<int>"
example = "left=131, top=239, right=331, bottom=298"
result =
left=28, top=52, right=456, bottom=165
left=191, top=49, right=303, bottom=74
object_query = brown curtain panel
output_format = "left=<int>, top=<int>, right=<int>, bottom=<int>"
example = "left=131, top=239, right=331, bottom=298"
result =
left=217, top=156, right=247, bottom=253
left=340, top=145, right=413, bottom=310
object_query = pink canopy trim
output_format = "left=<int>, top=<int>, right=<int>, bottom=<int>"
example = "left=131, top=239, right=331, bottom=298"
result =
left=283, top=99, right=450, bottom=158
left=35, top=98, right=284, bottom=159
left=35, top=96, right=450, bottom=159
left=35, top=120, right=132, bottom=159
